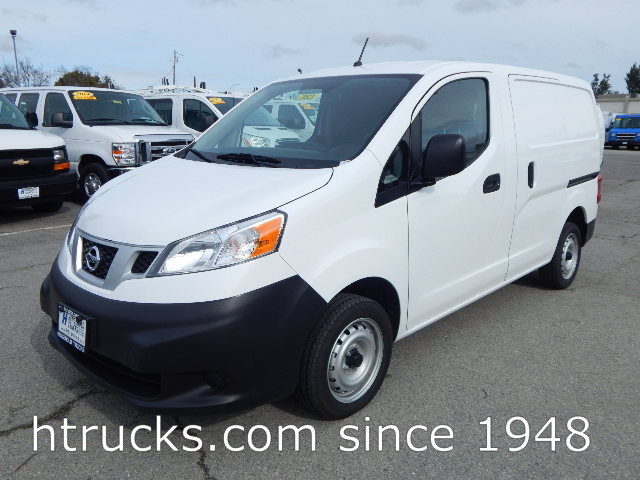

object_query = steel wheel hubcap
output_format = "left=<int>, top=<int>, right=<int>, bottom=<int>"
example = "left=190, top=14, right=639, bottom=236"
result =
left=327, top=318, right=384, bottom=403
left=561, top=232, right=579, bottom=279
left=84, top=173, right=102, bottom=197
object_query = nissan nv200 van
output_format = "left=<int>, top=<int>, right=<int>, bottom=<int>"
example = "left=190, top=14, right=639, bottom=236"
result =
left=0, top=87, right=194, bottom=199
left=40, top=61, right=603, bottom=419
left=0, top=93, right=75, bottom=212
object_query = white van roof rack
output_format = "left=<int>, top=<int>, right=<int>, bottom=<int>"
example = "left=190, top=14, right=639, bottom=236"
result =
left=132, top=85, right=251, bottom=97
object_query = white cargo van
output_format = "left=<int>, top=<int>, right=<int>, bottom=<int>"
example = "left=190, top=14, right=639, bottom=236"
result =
left=139, top=87, right=301, bottom=147
left=41, top=62, right=603, bottom=419
left=0, top=93, right=75, bottom=211
left=0, top=87, right=194, bottom=199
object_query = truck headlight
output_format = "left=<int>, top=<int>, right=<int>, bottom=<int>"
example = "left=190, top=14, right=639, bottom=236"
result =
left=242, top=134, right=270, bottom=148
left=53, top=147, right=70, bottom=171
left=112, top=143, right=137, bottom=166
left=151, top=211, right=285, bottom=276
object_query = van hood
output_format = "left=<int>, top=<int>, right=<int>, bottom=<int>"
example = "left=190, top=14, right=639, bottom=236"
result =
left=0, top=129, right=65, bottom=150
left=78, top=156, right=333, bottom=246
left=92, top=125, right=193, bottom=142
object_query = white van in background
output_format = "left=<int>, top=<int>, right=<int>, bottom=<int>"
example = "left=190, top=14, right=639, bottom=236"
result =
left=0, top=87, right=194, bottom=199
left=41, top=61, right=603, bottom=419
left=0, top=93, right=75, bottom=211
left=139, top=86, right=301, bottom=147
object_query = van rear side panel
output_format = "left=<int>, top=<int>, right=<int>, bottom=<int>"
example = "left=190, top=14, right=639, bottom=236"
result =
left=506, top=76, right=601, bottom=280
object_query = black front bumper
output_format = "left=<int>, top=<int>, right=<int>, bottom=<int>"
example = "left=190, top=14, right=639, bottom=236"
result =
left=605, top=140, right=640, bottom=148
left=41, top=261, right=327, bottom=413
left=0, top=171, right=76, bottom=206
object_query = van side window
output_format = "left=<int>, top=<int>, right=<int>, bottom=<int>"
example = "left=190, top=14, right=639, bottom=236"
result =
left=2, top=93, right=17, bottom=104
left=18, top=93, right=39, bottom=117
left=184, top=99, right=218, bottom=132
left=277, top=104, right=305, bottom=130
left=375, top=130, right=411, bottom=208
left=147, top=99, right=173, bottom=125
left=43, top=93, right=73, bottom=126
left=420, top=78, right=489, bottom=165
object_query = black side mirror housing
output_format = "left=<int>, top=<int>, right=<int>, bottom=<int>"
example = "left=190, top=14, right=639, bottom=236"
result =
left=421, top=134, right=466, bottom=180
left=25, top=112, right=38, bottom=128
left=51, top=112, right=73, bottom=128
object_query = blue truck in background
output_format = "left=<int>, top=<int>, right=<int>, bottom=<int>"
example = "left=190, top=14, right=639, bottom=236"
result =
left=605, top=114, right=640, bottom=149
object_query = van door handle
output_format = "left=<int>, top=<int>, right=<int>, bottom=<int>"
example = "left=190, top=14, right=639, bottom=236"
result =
left=483, top=174, right=501, bottom=193
left=528, top=162, right=534, bottom=188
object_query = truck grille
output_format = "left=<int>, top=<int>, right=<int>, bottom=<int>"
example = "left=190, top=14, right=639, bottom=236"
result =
left=616, top=134, right=635, bottom=141
left=131, top=251, right=158, bottom=274
left=81, top=237, right=118, bottom=280
left=139, top=140, right=190, bottom=164
left=0, top=148, right=54, bottom=180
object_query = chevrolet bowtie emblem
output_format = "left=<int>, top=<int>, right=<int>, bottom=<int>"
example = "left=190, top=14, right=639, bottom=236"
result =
left=13, top=158, right=29, bottom=166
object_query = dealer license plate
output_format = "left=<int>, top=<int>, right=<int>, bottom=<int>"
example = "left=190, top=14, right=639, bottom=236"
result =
left=57, top=304, right=87, bottom=353
left=17, top=187, right=39, bottom=200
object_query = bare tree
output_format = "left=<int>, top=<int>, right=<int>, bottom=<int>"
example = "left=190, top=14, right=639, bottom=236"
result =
left=0, top=57, right=52, bottom=87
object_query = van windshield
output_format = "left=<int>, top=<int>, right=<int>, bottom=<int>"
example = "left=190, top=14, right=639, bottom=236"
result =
left=68, top=90, right=167, bottom=126
left=0, top=94, right=30, bottom=129
left=182, top=74, right=420, bottom=168
left=612, top=117, right=640, bottom=129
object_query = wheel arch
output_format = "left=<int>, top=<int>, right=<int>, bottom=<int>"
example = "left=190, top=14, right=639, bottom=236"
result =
left=566, top=206, right=588, bottom=245
left=79, top=154, right=107, bottom=172
left=339, top=277, right=401, bottom=340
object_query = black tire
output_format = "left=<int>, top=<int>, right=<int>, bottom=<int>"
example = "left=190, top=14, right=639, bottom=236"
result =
left=79, top=163, right=109, bottom=200
left=298, top=293, right=393, bottom=419
left=538, top=222, right=582, bottom=289
left=31, top=200, right=63, bottom=213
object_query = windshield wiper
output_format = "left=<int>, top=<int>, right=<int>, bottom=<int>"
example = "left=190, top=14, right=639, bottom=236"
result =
left=130, top=118, right=167, bottom=125
left=0, top=123, right=29, bottom=129
left=216, top=153, right=282, bottom=167
left=186, top=147, right=214, bottom=163
left=86, top=118, right=131, bottom=124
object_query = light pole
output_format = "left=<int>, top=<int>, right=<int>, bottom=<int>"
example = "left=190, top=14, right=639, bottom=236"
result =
left=228, top=83, right=239, bottom=94
left=9, top=30, right=19, bottom=87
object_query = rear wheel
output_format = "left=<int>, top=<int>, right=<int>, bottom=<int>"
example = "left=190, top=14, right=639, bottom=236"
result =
left=31, top=200, right=63, bottom=213
left=298, top=293, right=393, bottom=419
left=539, top=222, right=582, bottom=289
left=79, top=163, right=109, bottom=200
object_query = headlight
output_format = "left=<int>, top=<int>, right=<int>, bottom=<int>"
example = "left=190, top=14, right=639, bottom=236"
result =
left=112, top=143, right=137, bottom=166
left=53, top=148, right=66, bottom=162
left=53, top=147, right=70, bottom=171
left=151, top=211, right=286, bottom=276
left=242, top=134, right=270, bottom=148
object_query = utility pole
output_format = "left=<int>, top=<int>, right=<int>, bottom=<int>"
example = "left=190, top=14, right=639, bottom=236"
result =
left=9, top=30, right=18, bottom=86
left=171, top=50, right=182, bottom=85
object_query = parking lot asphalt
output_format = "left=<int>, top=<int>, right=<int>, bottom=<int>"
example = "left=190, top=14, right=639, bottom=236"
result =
left=0, top=150, right=638, bottom=480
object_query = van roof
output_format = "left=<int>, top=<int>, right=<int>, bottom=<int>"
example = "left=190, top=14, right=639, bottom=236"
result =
left=281, top=60, right=589, bottom=88
left=0, top=86, right=131, bottom=94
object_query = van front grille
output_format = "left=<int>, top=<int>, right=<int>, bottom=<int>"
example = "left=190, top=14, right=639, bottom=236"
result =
left=139, top=140, right=190, bottom=163
left=81, top=238, right=118, bottom=279
left=616, top=133, right=635, bottom=141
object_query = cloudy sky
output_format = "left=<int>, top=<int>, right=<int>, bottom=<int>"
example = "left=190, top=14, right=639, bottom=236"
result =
left=0, top=0, right=637, bottom=93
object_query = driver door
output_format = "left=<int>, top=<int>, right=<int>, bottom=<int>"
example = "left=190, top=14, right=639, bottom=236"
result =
left=407, top=73, right=516, bottom=331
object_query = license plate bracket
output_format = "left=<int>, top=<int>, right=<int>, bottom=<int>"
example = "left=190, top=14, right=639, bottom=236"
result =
left=57, top=304, right=89, bottom=353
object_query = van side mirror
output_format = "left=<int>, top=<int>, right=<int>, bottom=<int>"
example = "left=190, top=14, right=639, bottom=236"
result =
left=25, top=112, right=38, bottom=128
left=421, top=134, right=466, bottom=180
left=52, top=112, right=73, bottom=128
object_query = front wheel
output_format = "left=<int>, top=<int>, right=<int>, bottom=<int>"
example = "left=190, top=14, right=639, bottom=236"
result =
left=79, top=163, right=109, bottom=200
left=298, top=293, right=393, bottom=419
left=538, top=222, right=582, bottom=289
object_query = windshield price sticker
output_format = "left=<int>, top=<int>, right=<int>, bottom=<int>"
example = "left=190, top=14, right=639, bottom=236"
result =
left=296, top=93, right=319, bottom=100
left=72, top=91, right=96, bottom=100
left=209, top=97, right=226, bottom=104
left=300, top=103, right=315, bottom=110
